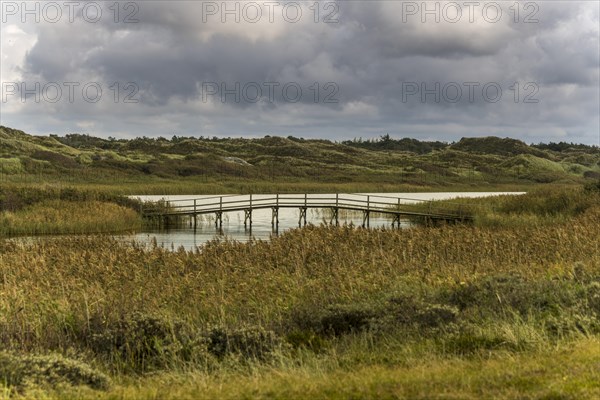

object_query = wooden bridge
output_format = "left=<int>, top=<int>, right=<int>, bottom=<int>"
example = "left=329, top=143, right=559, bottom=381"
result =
left=141, top=193, right=473, bottom=229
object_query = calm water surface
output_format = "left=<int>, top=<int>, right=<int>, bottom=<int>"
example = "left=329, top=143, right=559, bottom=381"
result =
left=129, top=192, right=524, bottom=250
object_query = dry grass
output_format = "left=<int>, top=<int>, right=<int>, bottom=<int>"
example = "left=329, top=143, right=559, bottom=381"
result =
left=0, top=200, right=141, bottom=236
left=1, top=206, right=598, bottom=336
left=0, top=195, right=598, bottom=398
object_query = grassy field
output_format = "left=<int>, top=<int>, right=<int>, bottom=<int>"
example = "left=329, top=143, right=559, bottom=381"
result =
left=0, top=186, right=599, bottom=399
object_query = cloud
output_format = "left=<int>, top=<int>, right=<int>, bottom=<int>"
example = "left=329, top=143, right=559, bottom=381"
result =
left=0, top=0, right=598, bottom=144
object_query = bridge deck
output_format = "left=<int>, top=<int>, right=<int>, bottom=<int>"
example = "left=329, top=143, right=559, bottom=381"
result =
left=142, top=193, right=473, bottom=227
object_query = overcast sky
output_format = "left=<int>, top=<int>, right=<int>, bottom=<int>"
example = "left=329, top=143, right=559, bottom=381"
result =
left=1, top=0, right=599, bottom=144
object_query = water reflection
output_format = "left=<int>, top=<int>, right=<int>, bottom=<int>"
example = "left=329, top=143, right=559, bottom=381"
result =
left=133, top=208, right=407, bottom=250
left=130, top=192, right=524, bottom=250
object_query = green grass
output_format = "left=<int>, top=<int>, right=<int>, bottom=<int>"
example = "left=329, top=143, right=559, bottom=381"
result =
left=8, top=337, right=597, bottom=399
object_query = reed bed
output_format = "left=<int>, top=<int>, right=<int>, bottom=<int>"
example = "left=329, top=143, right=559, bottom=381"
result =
left=0, top=200, right=142, bottom=237
left=0, top=203, right=599, bottom=398
left=2, top=208, right=598, bottom=332
left=0, top=185, right=142, bottom=237
left=1, top=184, right=599, bottom=398
left=401, top=185, right=600, bottom=227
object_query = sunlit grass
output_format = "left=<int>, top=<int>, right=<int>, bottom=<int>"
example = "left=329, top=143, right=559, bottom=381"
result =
left=0, top=185, right=599, bottom=398
left=0, top=200, right=141, bottom=236
left=40, top=337, right=597, bottom=400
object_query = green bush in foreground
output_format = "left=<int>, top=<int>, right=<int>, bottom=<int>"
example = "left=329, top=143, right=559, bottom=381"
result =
left=0, top=352, right=110, bottom=393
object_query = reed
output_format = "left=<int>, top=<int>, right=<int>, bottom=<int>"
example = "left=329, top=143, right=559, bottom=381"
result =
left=0, top=200, right=141, bottom=237
left=0, top=185, right=142, bottom=237
left=1, top=203, right=599, bottom=398
left=400, top=185, right=600, bottom=227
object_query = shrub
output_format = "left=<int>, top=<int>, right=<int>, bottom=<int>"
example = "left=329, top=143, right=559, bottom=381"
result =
left=0, top=352, right=110, bottom=392
left=317, top=304, right=379, bottom=336
left=284, top=330, right=327, bottom=352
left=444, top=275, right=578, bottom=317
left=206, top=326, right=286, bottom=361
left=90, top=312, right=202, bottom=371
left=584, top=179, right=600, bottom=193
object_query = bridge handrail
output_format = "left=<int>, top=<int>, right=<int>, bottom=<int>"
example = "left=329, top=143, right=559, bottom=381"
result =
left=144, top=196, right=418, bottom=210
left=141, top=193, right=478, bottom=220
left=142, top=196, right=464, bottom=209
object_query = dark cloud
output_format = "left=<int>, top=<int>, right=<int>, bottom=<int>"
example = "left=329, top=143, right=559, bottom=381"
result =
left=1, top=1, right=598, bottom=144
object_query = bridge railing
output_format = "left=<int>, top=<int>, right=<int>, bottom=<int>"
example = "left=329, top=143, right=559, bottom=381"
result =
left=141, top=193, right=475, bottom=219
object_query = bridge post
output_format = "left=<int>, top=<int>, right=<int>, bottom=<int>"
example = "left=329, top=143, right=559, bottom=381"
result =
left=244, top=209, right=252, bottom=229
left=165, top=201, right=171, bottom=229
left=366, top=196, right=371, bottom=227
left=298, top=207, right=307, bottom=227
left=301, top=194, right=308, bottom=226
left=392, top=213, right=401, bottom=229
left=215, top=197, right=223, bottom=229
left=362, top=210, right=370, bottom=228
left=272, top=194, right=280, bottom=229
left=272, top=207, right=279, bottom=230
left=334, top=193, right=339, bottom=225
left=193, top=199, right=197, bottom=229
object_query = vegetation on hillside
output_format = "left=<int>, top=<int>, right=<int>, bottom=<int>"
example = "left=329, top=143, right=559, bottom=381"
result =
left=2, top=126, right=598, bottom=193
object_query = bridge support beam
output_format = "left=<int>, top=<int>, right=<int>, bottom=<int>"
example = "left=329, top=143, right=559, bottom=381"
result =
left=330, top=207, right=339, bottom=226
left=244, top=209, right=252, bottom=229
left=271, top=207, right=279, bottom=230
left=362, top=210, right=370, bottom=228
left=298, top=207, right=307, bottom=227
left=215, top=211, right=223, bottom=229
left=391, top=214, right=401, bottom=229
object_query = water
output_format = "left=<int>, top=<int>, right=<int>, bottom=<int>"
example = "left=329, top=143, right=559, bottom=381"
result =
left=130, top=192, right=524, bottom=250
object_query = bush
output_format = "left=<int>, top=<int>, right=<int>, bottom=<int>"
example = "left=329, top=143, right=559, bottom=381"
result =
left=90, top=312, right=202, bottom=371
left=444, top=275, right=579, bottom=317
left=441, top=331, right=518, bottom=355
left=317, top=304, right=379, bottom=336
left=288, top=295, right=459, bottom=339
left=0, top=352, right=110, bottom=393
left=206, top=326, right=286, bottom=361
left=387, top=295, right=458, bottom=328
left=89, top=313, right=286, bottom=369
left=584, top=179, right=600, bottom=193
